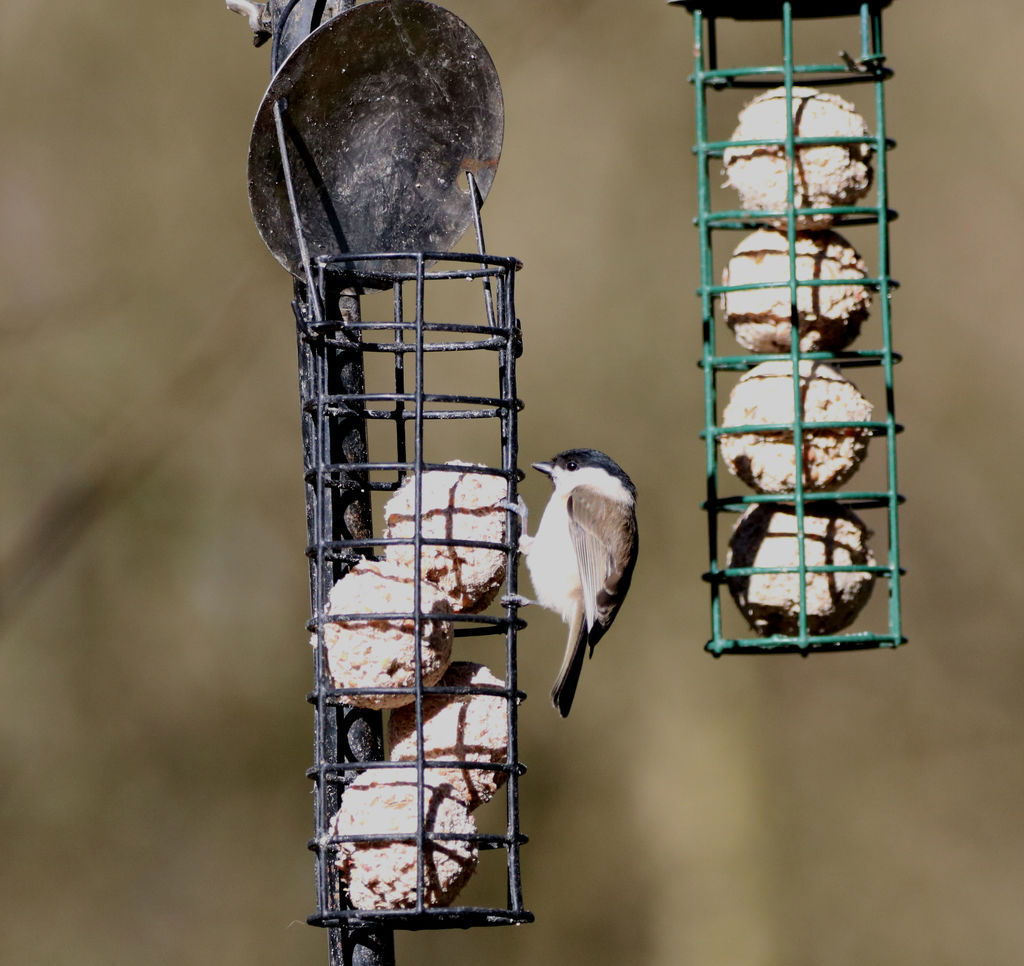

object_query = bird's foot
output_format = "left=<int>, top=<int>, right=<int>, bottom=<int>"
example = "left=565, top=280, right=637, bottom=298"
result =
left=225, top=0, right=272, bottom=46
left=500, top=496, right=529, bottom=526
left=500, top=593, right=534, bottom=609
left=502, top=496, right=530, bottom=550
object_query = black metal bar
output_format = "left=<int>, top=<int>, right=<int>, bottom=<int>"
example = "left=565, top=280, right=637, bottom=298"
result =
left=325, top=281, right=392, bottom=966
left=498, top=256, right=528, bottom=918
left=326, top=284, right=374, bottom=544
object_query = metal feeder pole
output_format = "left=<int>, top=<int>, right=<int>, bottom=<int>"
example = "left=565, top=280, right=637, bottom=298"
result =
left=265, top=3, right=392, bottom=964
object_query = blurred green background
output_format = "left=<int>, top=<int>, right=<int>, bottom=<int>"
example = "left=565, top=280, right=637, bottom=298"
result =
left=3, top=1, right=1023, bottom=964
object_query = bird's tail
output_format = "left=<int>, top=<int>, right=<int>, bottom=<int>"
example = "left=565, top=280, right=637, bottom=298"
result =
left=551, top=610, right=588, bottom=718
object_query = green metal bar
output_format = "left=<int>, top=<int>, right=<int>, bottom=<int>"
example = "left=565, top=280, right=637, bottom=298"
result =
left=704, top=278, right=890, bottom=298
left=699, top=64, right=888, bottom=80
left=704, top=351, right=900, bottom=370
left=707, top=489, right=905, bottom=509
left=708, top=632, right=901, bottom=656
left=704, top=134, right=884, bottom=150
left=668, top=0, right=895, bottom=15
left=707, top=419, right=893, bottom=436
left=693, top=8, right=727, bottom=653
left=713, top=563, right=896, bottom=577
left=705, top=208, right=897, bottom=229
left=704, top=203, right=896, bottom=216
left=870, top=1, right=905, bottom=646
left=779, top=3, right=812, bottom=651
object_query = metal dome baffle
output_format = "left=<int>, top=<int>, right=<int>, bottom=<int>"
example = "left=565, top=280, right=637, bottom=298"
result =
left=230, top=1, right=533, bottom=964
left=671, top=1, right=905, bottom=655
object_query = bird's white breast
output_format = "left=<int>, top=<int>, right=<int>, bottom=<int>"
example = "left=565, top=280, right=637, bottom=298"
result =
left=523, top=492, right=582, bottom=622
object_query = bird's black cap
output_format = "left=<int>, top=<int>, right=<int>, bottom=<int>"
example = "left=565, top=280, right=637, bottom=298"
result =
left=534, top=448, right=637, bottom=499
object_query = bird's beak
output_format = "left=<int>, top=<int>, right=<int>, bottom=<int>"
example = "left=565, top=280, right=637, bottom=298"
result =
left=531, top=461, right=554, bottom=477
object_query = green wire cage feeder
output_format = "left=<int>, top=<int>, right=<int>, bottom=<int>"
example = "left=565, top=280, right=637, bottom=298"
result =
left=672, top=0, right=905, bottom=655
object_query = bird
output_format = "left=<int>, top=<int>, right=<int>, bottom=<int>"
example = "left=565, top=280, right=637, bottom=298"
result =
left=516, top=448, right=638, bottom=717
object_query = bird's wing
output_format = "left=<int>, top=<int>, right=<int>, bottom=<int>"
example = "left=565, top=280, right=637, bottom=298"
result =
left=567, top=485, right=638, bottom=653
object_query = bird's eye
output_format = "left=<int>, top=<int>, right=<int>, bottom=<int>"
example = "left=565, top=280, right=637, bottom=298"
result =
left=565, top=460, right=578, bottom=471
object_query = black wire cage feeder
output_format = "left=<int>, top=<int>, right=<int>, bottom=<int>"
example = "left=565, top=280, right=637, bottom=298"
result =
left=230, top=1, right=533, bottom=963
left=671, top=0, right=906, bottom=658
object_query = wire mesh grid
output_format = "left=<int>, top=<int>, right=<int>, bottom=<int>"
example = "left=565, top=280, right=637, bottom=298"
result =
left=677, top=0, right=905, bottom=655
left=297, top=250, right=533, bottom=932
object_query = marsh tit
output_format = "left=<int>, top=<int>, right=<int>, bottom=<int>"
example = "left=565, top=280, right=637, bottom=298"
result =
left=517, top=449, right=639, bottom=717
